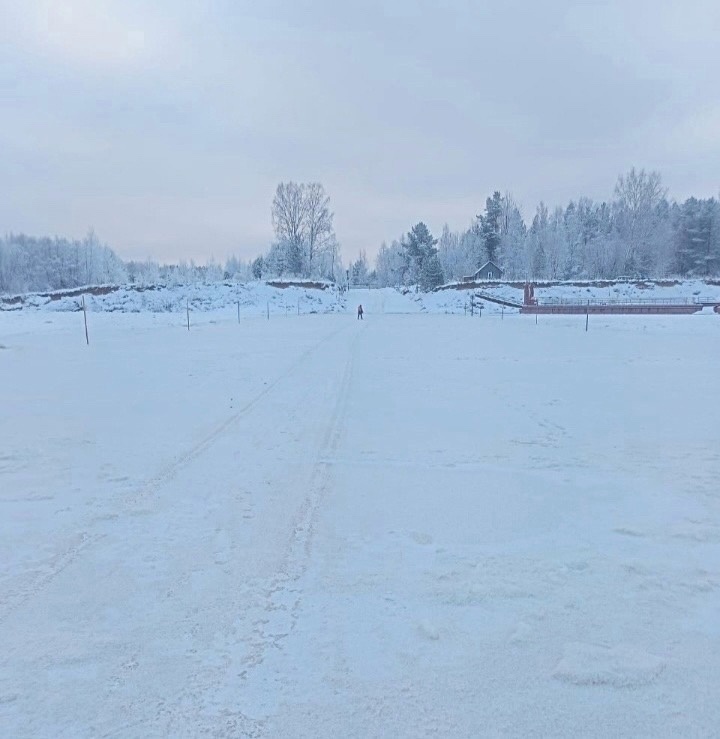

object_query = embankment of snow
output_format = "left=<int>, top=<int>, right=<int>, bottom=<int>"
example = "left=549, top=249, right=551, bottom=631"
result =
left=420, top=278, right=720, bottom=315
left=0, top=280, right=346, bottom=316
left=3, top=279, right=720, bottom=316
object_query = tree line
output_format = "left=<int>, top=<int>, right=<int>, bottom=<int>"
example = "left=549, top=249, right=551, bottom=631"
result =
left=0, top=231, right=255, bottom=295
left=370, top=169, right=720, bottom=287
left=3, top=169, right=719, bottom=296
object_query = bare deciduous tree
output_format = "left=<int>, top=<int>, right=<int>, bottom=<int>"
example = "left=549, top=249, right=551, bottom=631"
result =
left=614, top=167, right=667, bottom=275
left=304, top=183, right=335, bottom=276
left=269, top=181, right=338, bottom=277
left=271, top=182, right=308, bottom=275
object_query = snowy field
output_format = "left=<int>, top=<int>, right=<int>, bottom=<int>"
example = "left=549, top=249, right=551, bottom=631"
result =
left=1, top=296, right=719, bottom=737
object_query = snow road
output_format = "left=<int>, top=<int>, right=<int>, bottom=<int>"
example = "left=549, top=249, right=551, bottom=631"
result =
left=1, top=310, right=719, bottom=737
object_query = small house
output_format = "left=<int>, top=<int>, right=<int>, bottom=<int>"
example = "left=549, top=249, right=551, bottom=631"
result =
left=463, top=261, right=503, bottom=282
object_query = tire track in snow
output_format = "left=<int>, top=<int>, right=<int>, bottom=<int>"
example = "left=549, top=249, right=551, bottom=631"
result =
left=0, top=323, right=348, bottom=628
left=123, top=322, right=350, bottom=511
left=155, top=325, right=359, bottom=737
left=236, top=326, right=358, bottom=698
left=0, top=532, right=105, bottom=625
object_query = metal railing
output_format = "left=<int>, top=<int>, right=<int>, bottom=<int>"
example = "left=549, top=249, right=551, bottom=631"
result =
left=537, top=296, right=717, bottom=306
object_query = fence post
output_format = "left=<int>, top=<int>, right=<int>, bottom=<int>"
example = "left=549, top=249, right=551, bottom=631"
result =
left=186, top=299, right=190, bottom=331
left=237, top=300, right=240, bottom=323
left=586, top=301, right=589, bottom=332
left=82, top=295, right=89, bottom=345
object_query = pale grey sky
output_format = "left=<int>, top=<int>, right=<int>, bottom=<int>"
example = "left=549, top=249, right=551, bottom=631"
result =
left=1, top=0, right=719, bottom=263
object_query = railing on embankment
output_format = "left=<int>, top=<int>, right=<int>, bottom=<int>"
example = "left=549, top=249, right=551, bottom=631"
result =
left=521, top=297, right=720, bottom=315
left=474, top=292, right=524, bottom=309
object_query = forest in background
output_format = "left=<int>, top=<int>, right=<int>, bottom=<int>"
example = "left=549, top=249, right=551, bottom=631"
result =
left=2, top=168, right=719, bottom=295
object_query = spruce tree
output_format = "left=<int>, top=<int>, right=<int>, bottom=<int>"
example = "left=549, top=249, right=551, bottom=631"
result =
left=420, top=254, right=444, bottom=291
left=402, top=222, right=438, bottom=284
left=478, top=191, right=503, bottom=264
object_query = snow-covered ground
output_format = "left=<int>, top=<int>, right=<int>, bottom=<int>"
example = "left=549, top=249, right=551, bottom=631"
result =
left=1, top=305, right=719, bottom=737
left=5, top=278, right=720, bottom=319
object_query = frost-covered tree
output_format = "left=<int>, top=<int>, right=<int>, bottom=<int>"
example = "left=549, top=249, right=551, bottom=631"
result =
left=477, top=191, right=503, bottom=264
left=528, top=203, right=550, bottom=278
left=420, top=253, right=444, bottom=290
left=271, top=182, right=307, bottom=274
left=545, top=206, right=568, bottom=279
left=673, top=197, right=718, bottom=276
left=350, top=250, right=369, bottom=285
left=314, top=234, right=341, bottom=281
left=401, top=222, right=438, bottom=285
left=304, top=183, right=336, bottom=277
left=375, top=240, right=406, bottom=286
left=251, top=256, right=264, bottom=279
left=498, top=194, right=527, bottom=278
left=613, top=168, right=667, bottom=276
left=0, top=230, right=126, bottom=294
left=437, top=225, right=460, bottom=281
left=268, top=181, right=338, bottom=278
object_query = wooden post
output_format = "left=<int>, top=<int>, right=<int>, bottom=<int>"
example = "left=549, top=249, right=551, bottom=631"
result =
left=237, top=300, right=240, bottom=323
left=267, top=302, right=270, bottom=320
left=470, top=297, right=474, bottom=316
left=535, top=311, right=538, bottom=325
left=186, top=299, right=190, bottom=331
left=501, top=307, right=504, bottom=321
left=586, top=302, right=589, bottom=332
left=82, top=295, right=89, bottom=345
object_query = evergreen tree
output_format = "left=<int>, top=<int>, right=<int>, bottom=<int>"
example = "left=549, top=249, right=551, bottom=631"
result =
left=402, top=222, right=438, bottom=284
left=478, top=191, right=503, bottom=264
left=420, top=254, right=444, bottom=291
left=674, top=197, right=715, bottom=275
left=350, top=250, right=369, bottom=285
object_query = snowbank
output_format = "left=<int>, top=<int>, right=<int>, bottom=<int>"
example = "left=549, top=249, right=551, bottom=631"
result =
left=0, top=280, right=345, bottom=316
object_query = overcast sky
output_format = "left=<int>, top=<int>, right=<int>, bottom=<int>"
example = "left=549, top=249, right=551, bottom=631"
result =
left=1, top=0, right=719, bottom=264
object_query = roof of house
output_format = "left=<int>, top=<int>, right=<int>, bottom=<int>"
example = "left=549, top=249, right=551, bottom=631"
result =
left=476, top=261, right=503, bottom=274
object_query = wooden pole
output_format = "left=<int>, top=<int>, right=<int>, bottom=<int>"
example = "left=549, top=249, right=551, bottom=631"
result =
left=586, top=302, right=589, bottom=332
left=267, top=302, right=270, bottom=320
left=237, top=300, right=240, bottom=323
left=186, top=299, right=190, bottom=331
left=501, top=307, right=504, bottom=321
left=536, top=311, right=538, bottom=325
left=82, top=295, right=89, bottom=345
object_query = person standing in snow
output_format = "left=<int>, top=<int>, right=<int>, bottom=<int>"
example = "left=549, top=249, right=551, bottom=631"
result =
left=357, top=304, right=364, bottom=320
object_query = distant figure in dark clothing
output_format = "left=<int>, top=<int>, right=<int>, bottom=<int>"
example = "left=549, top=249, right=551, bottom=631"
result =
left=357, top=304, right=364, bottom=320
